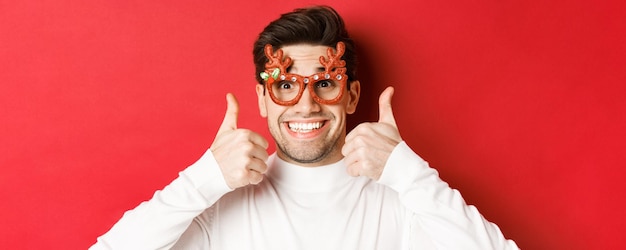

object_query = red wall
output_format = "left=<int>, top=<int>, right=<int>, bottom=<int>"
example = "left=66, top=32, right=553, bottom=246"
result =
left=1, top=1, right=624, bottom=249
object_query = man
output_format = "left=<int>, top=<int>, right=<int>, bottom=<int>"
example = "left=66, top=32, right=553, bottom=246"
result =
left=91, top=6, right=518, bottom=249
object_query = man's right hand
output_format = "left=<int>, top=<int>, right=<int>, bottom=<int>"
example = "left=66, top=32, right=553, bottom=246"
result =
left=210, top=93, right=269, bottom=189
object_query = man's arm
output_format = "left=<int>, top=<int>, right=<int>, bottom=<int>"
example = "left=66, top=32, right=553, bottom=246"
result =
left=90, top=150, right=231, bottom=249
left=343, top=87, right=518, bottom=249
left=378, top=142, right=519, bottom=249
left=91, top=93, right=269, bottom=249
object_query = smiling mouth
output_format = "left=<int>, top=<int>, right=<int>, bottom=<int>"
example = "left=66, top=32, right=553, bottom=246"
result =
left=287, top=121, right=325, bottom=133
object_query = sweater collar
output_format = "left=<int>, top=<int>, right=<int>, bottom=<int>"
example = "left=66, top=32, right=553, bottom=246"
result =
left=266, top=153, right=352, bottom=193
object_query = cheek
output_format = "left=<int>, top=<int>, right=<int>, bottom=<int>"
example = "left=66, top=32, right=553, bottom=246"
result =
left=265, top=105, right=286, bottom=124
left=329, top=107, right=347, bottom=124
left=260, top=97, right=286, bottom=120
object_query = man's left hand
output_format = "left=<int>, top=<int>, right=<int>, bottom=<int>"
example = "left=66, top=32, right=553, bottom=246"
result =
left=342, top=86, right=402, bottom=180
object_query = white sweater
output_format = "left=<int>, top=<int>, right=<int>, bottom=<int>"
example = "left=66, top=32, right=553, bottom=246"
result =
left=91, top=142, right=518, bottom=249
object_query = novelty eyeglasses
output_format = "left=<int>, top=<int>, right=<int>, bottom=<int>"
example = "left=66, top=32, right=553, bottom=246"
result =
left=260, top=42, right=348, bottom=106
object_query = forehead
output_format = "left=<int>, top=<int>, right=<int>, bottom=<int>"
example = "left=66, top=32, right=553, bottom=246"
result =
left=280, top=44, right=333, bottom=74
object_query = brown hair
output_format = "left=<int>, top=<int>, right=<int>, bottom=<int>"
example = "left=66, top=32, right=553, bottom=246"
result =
left=252, top=6, right=358, bottom=87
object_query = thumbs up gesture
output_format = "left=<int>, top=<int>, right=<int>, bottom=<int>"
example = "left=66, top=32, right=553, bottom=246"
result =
left=210, top=93, right=270, bottom=189
left=342, top=87, right=402, bottom=180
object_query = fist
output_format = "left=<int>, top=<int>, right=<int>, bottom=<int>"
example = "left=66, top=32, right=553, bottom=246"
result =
left=342, top=87, right=402, bottom=180
left=210, top=93, right=269, bottom=189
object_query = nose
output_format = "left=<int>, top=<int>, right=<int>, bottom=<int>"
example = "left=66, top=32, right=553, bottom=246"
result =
left=292, top=87, right=321, bottom=114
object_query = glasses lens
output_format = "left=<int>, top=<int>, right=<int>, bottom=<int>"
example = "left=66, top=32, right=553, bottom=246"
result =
left=312, top=79, right=342, bottom=101
left=270, top=80, right=302, bottom=102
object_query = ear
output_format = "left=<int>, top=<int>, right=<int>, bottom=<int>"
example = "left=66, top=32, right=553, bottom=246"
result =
left=345, top=80, right=360, bottom=114
left=256, top=84, right=268, bottom=118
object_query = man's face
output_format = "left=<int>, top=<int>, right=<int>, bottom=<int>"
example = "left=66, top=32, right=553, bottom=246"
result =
left=256, top=44, right=360, bottom=167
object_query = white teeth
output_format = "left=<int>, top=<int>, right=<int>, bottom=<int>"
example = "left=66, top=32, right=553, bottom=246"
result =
left=288, top=122, right=323, bottom=132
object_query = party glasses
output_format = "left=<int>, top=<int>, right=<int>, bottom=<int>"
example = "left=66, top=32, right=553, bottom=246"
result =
left=260, top=42, right=348, bottom=106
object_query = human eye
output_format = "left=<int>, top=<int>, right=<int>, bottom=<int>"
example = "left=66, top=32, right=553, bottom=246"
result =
left=277, top=81, right=294, bottom=90
left=315, top=80, right=334, bottom=89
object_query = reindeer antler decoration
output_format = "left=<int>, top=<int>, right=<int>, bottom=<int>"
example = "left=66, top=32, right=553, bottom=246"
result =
left=260, top=44, right=292, bottom=84
left=261, top=42, right=347, bottom=84
left=320, top=42, right=346, bottom=72
left=260, top=42, right=349, bottom=106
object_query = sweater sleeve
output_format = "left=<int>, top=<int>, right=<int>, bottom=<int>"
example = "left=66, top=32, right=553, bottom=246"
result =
left=89, top=149, right=233, bottom=250
left=377, top=142, right=519, bottom=250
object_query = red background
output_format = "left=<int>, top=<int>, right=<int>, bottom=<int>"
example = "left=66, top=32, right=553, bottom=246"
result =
left=1, top=0, right=624, bottom=249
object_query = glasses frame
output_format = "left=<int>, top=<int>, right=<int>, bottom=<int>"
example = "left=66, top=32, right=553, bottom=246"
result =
left=262, top=42, right=349, bottom=106
left=266, top=70, right=348, bottom=106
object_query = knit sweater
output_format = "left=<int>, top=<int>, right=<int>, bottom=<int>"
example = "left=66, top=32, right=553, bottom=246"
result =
left=91, top=142, right=518, bottom=249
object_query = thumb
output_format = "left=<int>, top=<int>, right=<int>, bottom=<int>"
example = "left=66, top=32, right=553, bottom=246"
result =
left=378, top=86, right=397, bottom=127
left=217, top=93, right=239, bottom=133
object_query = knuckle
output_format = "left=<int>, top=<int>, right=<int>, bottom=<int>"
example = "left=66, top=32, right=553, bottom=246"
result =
left=358, top=147, right=371, bottom=156
left=351, top=125, right=365, bottom=134
left=239, top=142, right=255, bottom=153
left=232, top=168, right=248, bottom=180
left=256, top=161, right=268, bottom=173
left=259, top=151, right=269, bottom=161
left=240, top=156, right=254, bottom=167
left=348, top=143, right=365, bottom=156
left=354, top=123, right=373, bottom=134
left=361, top=161, right=373, bottom=171
left=354, top=136, right=368, bottom=146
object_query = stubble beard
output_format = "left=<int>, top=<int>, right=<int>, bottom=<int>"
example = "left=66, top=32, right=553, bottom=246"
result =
left=276, top=135, right=341, bottom=164
left=270, top=114, right=343, bottom=165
